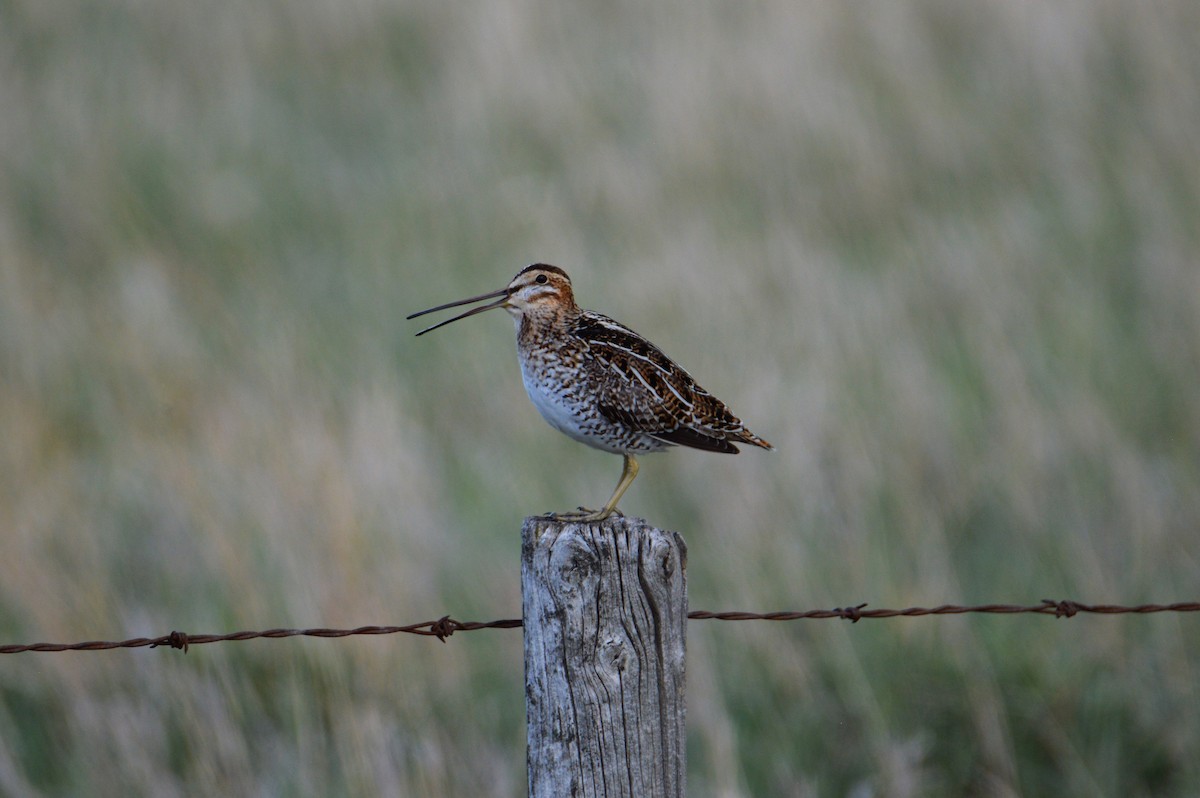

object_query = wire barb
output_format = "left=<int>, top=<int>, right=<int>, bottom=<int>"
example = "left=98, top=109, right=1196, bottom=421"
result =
left=2, top=600, right=1197, bottom=654
left=149, top=630, right=190, bottom=653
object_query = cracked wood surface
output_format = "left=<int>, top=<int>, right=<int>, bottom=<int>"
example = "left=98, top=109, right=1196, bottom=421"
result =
left=522, top=516, right=687, bottom=798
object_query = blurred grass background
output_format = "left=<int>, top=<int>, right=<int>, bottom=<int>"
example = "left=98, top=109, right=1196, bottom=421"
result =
left=1, top=1, right=1198, bottom=795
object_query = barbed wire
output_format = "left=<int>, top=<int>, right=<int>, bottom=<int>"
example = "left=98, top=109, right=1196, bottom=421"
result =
left=0, top=617, right=523, bottom=654
left=687, top=600, right=1200, bottom=622
left=2, top=600, right=1197, bottom=655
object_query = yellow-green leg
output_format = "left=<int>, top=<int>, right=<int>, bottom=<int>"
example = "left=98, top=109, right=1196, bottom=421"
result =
left=553, top=454, right=639, bottom=522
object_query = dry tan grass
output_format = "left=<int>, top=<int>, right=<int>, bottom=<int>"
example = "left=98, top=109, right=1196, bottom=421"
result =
left=1, top=2, right=1198, bottom=795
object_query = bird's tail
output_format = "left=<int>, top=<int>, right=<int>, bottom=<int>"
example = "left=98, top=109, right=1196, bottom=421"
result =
left=734, top=427, right=775, bottom=451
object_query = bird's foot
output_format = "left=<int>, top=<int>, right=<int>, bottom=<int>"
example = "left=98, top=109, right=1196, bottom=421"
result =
left=544, top=505, right=622, bottom=523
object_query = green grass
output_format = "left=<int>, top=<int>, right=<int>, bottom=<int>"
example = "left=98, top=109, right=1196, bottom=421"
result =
left=2, top=2, right=1199, bottom=795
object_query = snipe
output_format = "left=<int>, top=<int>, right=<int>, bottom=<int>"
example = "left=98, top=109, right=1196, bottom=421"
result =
left=408, top=264, right=773, bottom=521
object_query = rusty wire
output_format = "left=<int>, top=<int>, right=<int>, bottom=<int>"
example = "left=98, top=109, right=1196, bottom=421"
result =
left=687, top=599, right=1200, bottom=623
left=2, top=600, right=1197, bottom=655
left=0, top=617, right=523, bottom=654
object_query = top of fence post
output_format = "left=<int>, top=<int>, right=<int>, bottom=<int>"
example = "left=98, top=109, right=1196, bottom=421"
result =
left=522, top=515, right=688, bottom=798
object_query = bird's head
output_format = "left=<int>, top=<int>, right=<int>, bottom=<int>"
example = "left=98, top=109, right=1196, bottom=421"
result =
left=502, top=264, right=575, bottom=316
left=408, top=264, right=576, bottom=335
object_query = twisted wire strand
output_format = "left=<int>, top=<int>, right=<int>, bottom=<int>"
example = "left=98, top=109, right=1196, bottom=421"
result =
left=3, top=600, right=1197, bottom=654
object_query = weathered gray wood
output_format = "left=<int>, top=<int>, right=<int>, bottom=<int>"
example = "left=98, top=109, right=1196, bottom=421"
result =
left=522, top=515, right=688, bottom=798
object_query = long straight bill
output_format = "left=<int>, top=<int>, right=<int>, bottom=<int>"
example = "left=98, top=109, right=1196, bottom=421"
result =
left=407, top=288, right=510, bottom=336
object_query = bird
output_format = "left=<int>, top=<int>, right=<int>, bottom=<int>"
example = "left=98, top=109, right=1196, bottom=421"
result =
left=407, top=264, right=773, bottom=521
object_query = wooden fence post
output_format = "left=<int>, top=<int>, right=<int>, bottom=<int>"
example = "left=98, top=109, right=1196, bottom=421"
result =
left=522, top=515, right=688, bottom=798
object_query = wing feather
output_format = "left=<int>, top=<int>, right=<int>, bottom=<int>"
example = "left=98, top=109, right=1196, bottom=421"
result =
left=572, top=312, right=766, bottom=453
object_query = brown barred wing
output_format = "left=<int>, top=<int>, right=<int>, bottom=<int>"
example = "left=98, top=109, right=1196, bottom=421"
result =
left=573, top=312, right=748, bottom=453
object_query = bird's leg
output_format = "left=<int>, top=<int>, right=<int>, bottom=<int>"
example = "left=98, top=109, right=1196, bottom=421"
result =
left=550, top=454, right=639, bottom=522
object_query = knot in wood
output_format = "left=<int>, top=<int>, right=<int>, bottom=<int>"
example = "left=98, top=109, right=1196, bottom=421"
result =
left=648, top=536, right=679, bottom=580
left=547, top=534, right=601, bottom=598
left=600, top=637, right=630, bottom=674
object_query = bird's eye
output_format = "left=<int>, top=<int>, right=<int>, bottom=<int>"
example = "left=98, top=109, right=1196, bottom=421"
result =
left=535, top=274, right=548, bottom=284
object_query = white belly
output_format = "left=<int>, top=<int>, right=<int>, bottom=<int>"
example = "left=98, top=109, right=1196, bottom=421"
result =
left=520, top=359, right=597, bottom=446
left=513, top=328, right=666, bottom=454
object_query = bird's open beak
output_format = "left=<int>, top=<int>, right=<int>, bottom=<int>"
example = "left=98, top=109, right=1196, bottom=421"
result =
left=407, top=287, right=511, bottom=336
